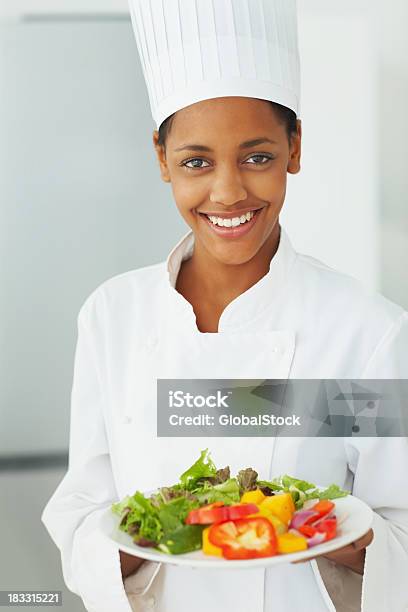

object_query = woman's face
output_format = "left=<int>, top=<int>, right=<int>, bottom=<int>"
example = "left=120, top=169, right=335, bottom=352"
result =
left=153, top=96, right=301, bottom=266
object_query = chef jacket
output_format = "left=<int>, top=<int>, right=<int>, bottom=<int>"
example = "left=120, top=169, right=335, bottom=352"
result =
left=41, top=226, right=408, bottom=612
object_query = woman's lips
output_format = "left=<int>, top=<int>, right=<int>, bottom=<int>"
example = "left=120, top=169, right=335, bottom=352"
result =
left=199, top=208, right=262, bottom=238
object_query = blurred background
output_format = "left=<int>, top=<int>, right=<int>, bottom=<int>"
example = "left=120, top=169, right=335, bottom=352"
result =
left=0, top=0, right=407, bottom=609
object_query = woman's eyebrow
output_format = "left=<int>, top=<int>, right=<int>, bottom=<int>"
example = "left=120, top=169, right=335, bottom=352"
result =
left=240, top=137, right=278, bottom=148
left=174, top=145, right=212, bottom=153
left=173, top=137, right=277, bottom=153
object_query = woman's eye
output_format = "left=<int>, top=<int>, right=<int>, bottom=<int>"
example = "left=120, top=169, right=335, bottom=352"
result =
left=181, top=153, right=274, bottom=170
left=183, top=158, right=210, bottom=169
left=245, top=154, right=274, bottom=165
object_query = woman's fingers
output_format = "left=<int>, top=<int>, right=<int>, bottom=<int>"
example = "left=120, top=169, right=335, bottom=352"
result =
left=291, top=528, right=374, bottom=564
left=326, top=529, right=374, bottom=558
left=351, top=529, right=374, bottom=550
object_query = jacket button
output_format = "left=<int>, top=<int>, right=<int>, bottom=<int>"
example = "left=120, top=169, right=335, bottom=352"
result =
left=145, top=596, right=156, bottom=609
left=122, top=415, right=132, bottom=424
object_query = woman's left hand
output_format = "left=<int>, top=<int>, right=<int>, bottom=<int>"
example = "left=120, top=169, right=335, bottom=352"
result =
left=292, top=528, right=374, bottom=575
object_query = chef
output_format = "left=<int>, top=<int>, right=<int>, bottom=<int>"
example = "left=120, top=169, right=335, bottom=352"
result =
left=41, top=1, right=408, bottom=611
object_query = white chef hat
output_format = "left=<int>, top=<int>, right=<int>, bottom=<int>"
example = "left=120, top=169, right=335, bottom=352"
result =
left=128, top=0, right=301, bottom=130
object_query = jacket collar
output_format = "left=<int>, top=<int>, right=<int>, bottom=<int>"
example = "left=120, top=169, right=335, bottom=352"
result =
left=164, top=225, right=297, bottom=332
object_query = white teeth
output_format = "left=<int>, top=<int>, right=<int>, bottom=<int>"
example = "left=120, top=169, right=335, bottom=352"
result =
left=206, top=210, right=255, bottom=227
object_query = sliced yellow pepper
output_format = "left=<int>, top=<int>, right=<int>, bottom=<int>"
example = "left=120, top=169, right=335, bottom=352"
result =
left=202, top=526, right=223, bottom=557
left=240, top=489, right=266, bottom=505
left=248, top=508, right=288, bottom=535
left=259, top=493, right=295, bottom=525
left=262, top=512, right=288, bottom=535
left=277, top=532, right=308, bottom=554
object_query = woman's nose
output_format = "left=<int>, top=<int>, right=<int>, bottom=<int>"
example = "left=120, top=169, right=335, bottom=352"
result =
left=209, top=166, right=247, bottom=207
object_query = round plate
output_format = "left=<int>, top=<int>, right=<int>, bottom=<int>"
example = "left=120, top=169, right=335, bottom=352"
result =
left=99, top=491, right=373, bottom=569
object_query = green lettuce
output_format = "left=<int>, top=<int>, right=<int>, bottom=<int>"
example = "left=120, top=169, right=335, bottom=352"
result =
left=157, top=496, right=199, bottom=534
left=158, top=524, right=205, bottom=555
left=194, top=478, right=241, bottom=505
left=317, top=483, right=350, bottom=500
left=112, top=490, right=163, bottom=544
left=179, top=448, right=217, bottom=489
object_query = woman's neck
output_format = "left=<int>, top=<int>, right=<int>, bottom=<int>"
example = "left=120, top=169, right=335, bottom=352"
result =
left=176, top=223, right=281, bottom=311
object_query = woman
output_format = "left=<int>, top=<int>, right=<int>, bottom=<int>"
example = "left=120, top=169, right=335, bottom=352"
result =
left=41, top=1, right=408, bottom=611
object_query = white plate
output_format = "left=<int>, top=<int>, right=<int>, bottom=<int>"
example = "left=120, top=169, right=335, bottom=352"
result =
left=99, top=491, right=373, bottom=569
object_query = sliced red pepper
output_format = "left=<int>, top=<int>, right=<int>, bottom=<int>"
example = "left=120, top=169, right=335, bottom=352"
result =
left=208, top=517, right=277, bottom=559
left=299, top=518, right=337, bottom=542
left=304, top=500, right=335, bottom=525
left=315, top=518, right=337, bottom=541
left=185, top=502, right=229, bottom=525
left=225, top=503, right=259, bottom=520
left=298, top=524, right=317, bottom=538
left=185, top=502, right=259, bottom=525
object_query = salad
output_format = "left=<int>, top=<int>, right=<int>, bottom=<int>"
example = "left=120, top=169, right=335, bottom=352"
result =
left=111, top=449, right=349, bottom=559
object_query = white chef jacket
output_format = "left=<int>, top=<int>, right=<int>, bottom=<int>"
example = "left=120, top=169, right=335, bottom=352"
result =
left=41, top=226, right=408, bottom=612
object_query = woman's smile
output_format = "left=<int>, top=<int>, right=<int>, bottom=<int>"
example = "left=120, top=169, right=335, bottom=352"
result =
left=197, top=207, right=264, bottom=239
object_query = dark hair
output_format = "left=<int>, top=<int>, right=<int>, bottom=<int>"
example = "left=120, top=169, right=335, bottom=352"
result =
left=157, top=100, right=298, bottom=150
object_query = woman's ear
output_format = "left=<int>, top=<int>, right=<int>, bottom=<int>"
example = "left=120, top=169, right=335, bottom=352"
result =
left=152, top=130, right=171, bottom=182
left=287, top=119, right=302, bottom=174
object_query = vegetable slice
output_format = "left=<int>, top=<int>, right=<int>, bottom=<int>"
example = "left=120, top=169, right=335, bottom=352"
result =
left=208, top=517, right=277, bottom=559
left=158, top=524, right=205, bottom=554
left=277, top=532, right=308, bottom=553
left=225, top=503, right=259, bottom=520
left=185, top=502, right=229, bottom=525
left=299, top=517, right=338, bottom=546
left=315, top=518, right=337, bottom=541
left=298, top=524, right=317, bottom=538
left=307, top=532, right=327, bottom=547
left=240, top=489, right=266, bottom=505
left=185, top=502, right=259, bottom=525
left=259, top=493, right=295, bottom=525
left=304, top=500, right=335, bottom=525
left=289, top=510, right=319, bottom=530
left=202, top=526, right=223, bottom=557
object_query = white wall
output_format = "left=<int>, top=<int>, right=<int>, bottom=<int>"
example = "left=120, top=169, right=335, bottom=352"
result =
left=282, top=6, right=379, bottom=290
left=0, top=18, right=182, bottom=455
left=375, top=0, right=408, bottom=309
left=0, top=0, right=128, bottom=20
left=293, top=0, right=408, bottom=308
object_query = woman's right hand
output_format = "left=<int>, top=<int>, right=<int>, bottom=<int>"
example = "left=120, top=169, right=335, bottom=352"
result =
left=119, top=550, right=145, bottom=580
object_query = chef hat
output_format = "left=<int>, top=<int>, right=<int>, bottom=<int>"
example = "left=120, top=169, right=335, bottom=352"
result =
left=128, top=0, right=301, bottom=130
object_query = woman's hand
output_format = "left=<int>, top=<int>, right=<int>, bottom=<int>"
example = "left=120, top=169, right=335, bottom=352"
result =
left=292, top=528, right=374, bottom=575
left=119, top=550, right=145, bottom=580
